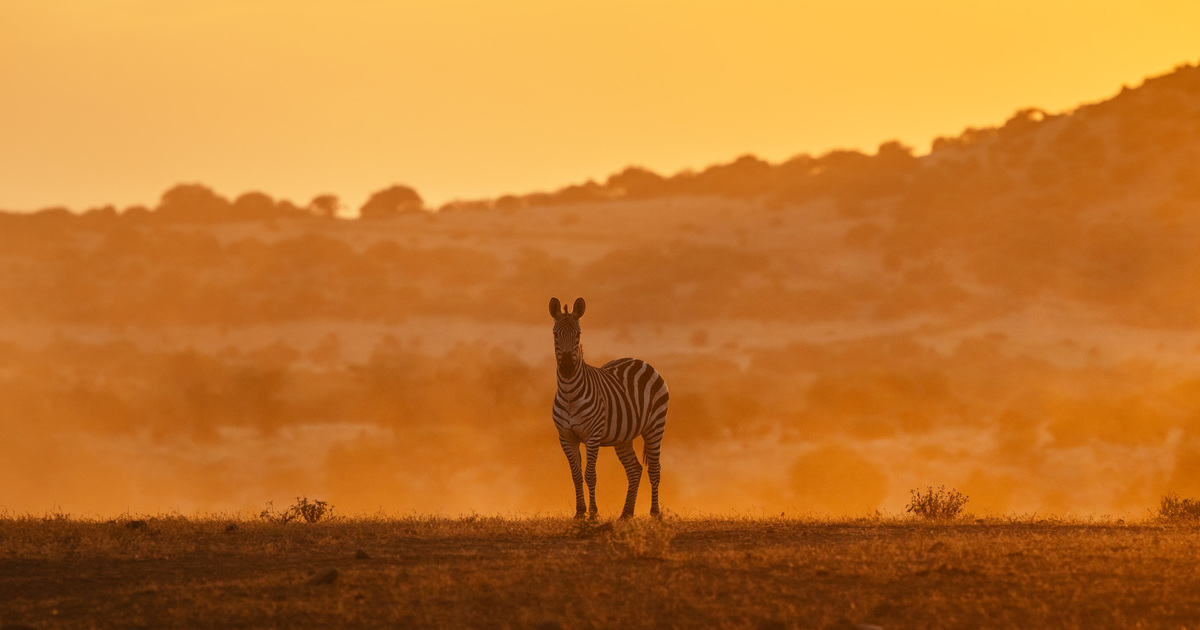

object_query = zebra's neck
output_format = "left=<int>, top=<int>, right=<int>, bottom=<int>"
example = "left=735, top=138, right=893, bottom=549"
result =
left=556, top=361, right=592, bottom=401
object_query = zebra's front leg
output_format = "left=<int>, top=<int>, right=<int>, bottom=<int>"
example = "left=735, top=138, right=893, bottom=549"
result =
left=559, top=436, right=586, bottom=519
left=584, top=442, right=600, bottom=519
left=615, top=441, right=643, bottom=519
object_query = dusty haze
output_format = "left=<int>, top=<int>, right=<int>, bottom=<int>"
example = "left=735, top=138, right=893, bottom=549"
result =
left=3, top=63, right=1200, bottom=518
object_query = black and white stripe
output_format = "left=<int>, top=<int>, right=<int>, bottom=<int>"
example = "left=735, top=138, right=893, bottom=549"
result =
left=549, top=297, right=669, bottom=519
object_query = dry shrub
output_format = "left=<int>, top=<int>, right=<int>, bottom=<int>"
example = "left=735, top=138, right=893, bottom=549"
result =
left=906, top=486, right=969, bottom=521
left=259, top=496, right=334, bottom=524
left=1158, top=492, right=1200, bottom=521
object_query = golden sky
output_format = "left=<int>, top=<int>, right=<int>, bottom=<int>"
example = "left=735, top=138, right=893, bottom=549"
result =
left=1, top=0, right=1198, bottom=212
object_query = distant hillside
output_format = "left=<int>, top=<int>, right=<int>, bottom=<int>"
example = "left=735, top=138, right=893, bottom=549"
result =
left=4, top=63, right=1200, bottom=516
left=3, top=61, right=1198, bottom=328
left=441, top=61, right=1200, bottom=212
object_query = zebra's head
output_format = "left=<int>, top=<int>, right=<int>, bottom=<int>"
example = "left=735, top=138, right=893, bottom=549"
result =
left=549, top=297, right=586, bottom=379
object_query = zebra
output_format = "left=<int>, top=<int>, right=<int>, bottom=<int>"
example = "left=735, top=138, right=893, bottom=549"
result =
left=549, top=297, right=669, bottom=519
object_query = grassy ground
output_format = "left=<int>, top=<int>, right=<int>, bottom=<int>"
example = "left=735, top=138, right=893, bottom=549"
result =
left=3, top=513, right=1200, bottom=629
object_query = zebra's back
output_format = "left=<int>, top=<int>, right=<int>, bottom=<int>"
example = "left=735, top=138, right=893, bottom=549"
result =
left=596, top=357, right=669, bottom=445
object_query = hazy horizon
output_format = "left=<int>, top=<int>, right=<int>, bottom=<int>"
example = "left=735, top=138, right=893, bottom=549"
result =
left=4, top=55, right=1200, bottom=517
left=4, top=4, right=1200, bottom=520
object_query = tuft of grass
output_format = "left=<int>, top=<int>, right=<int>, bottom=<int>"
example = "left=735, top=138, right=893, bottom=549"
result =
left=1158, top=492, right=1200, bottom=521
left=605, top=514, right=676, bottom=559
left=906, top=486, right=969, bottom=521
left=566, top=518, right=613, bottom=539
left=259, top=496, right=334, bottom=524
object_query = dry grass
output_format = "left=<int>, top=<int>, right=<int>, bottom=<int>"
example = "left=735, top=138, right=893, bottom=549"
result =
left=4, top=513, right=1200, bottom=629
left=1158, top=492, right=1200, bottom=521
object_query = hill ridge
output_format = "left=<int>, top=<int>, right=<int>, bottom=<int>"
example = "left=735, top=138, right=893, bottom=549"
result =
left=4, top=60, right=1197, bottom=221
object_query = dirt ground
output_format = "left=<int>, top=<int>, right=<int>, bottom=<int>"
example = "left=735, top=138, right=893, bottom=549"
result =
left=3, top=515, right=1200, bottom=629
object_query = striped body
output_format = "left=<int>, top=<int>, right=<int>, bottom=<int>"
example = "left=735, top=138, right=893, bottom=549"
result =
left=550, top=297, right=669, bottom=519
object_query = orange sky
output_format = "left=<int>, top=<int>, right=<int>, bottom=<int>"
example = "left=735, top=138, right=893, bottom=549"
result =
left=1, top=1, right=1198, bottom=213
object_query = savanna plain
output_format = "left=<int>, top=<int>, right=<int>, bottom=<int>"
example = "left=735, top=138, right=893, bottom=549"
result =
left=6, top=511, right=1200, bottom=629
left=5, top=64, right=1200, bottom=627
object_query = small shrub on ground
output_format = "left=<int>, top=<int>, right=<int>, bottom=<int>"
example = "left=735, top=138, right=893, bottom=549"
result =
left=1158, top=492, right=1200, bottom=521
left=259, top=497, right=334, bottom=524
left=259, top=501, right=295, bottom=525
left=906, top=486, right=969, bottom=521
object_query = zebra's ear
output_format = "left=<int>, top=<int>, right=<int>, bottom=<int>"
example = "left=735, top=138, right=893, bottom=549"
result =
left=572, top=297, right=586, bottom=319
left=549, top=297, right=562, bottom=319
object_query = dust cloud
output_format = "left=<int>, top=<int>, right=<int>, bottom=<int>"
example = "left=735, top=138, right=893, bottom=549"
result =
left=3, top=63, right=1200, bottom=518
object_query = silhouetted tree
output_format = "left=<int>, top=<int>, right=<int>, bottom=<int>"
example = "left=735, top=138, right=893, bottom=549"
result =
left=232, top=191, right=277, bottom=221
left=605, top=166, right=668, bottom=199
left=860, top=141, right=919, bottom=197
left=121, top=205, right=152, bottom=222
left=309, top=194, right=340, bottom=218
left=359, top=185, right=424, bottom=219
left=30, top=207, right=75, bottom=227
left=688, top=154, right=774, bottom=198
left=275, top=199, right=306, bottom=219
left=80, top=205, right=117, bottom=224
left=875, top=141, right=917, bottom=168
left=157, top=184, right=233, bottom=223
left=494, top=195, right=525, bottom=211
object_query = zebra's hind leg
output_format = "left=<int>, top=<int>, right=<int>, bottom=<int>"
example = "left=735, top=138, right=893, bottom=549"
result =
left=584, top=442, right=600, bottom=519
left=614, top=442, right=643, bottom=519
left=643, top=435, right=662, bottom=518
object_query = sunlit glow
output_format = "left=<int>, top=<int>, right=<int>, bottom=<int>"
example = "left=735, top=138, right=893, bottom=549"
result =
left=1, top=1, right=1198, bottom=210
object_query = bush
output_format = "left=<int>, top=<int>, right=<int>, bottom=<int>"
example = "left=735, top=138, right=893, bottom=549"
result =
left=906, top=486, right=969, bottom=521
left=1158, top=492, right=1200, bottom=521
left=359, top=185, right=424, bottom=219
left=259, top=496, right=334, bottom=524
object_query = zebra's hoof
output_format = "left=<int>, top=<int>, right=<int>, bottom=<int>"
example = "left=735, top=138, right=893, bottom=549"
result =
left=650, top=510, right=661, bottom=519
left=619, top=512, right=634, bottom=520
left=573, top=511, right=587, bottom=520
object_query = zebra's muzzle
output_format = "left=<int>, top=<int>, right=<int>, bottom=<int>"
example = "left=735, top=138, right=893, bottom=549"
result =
left=557, top=355, right=578, bottom=379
